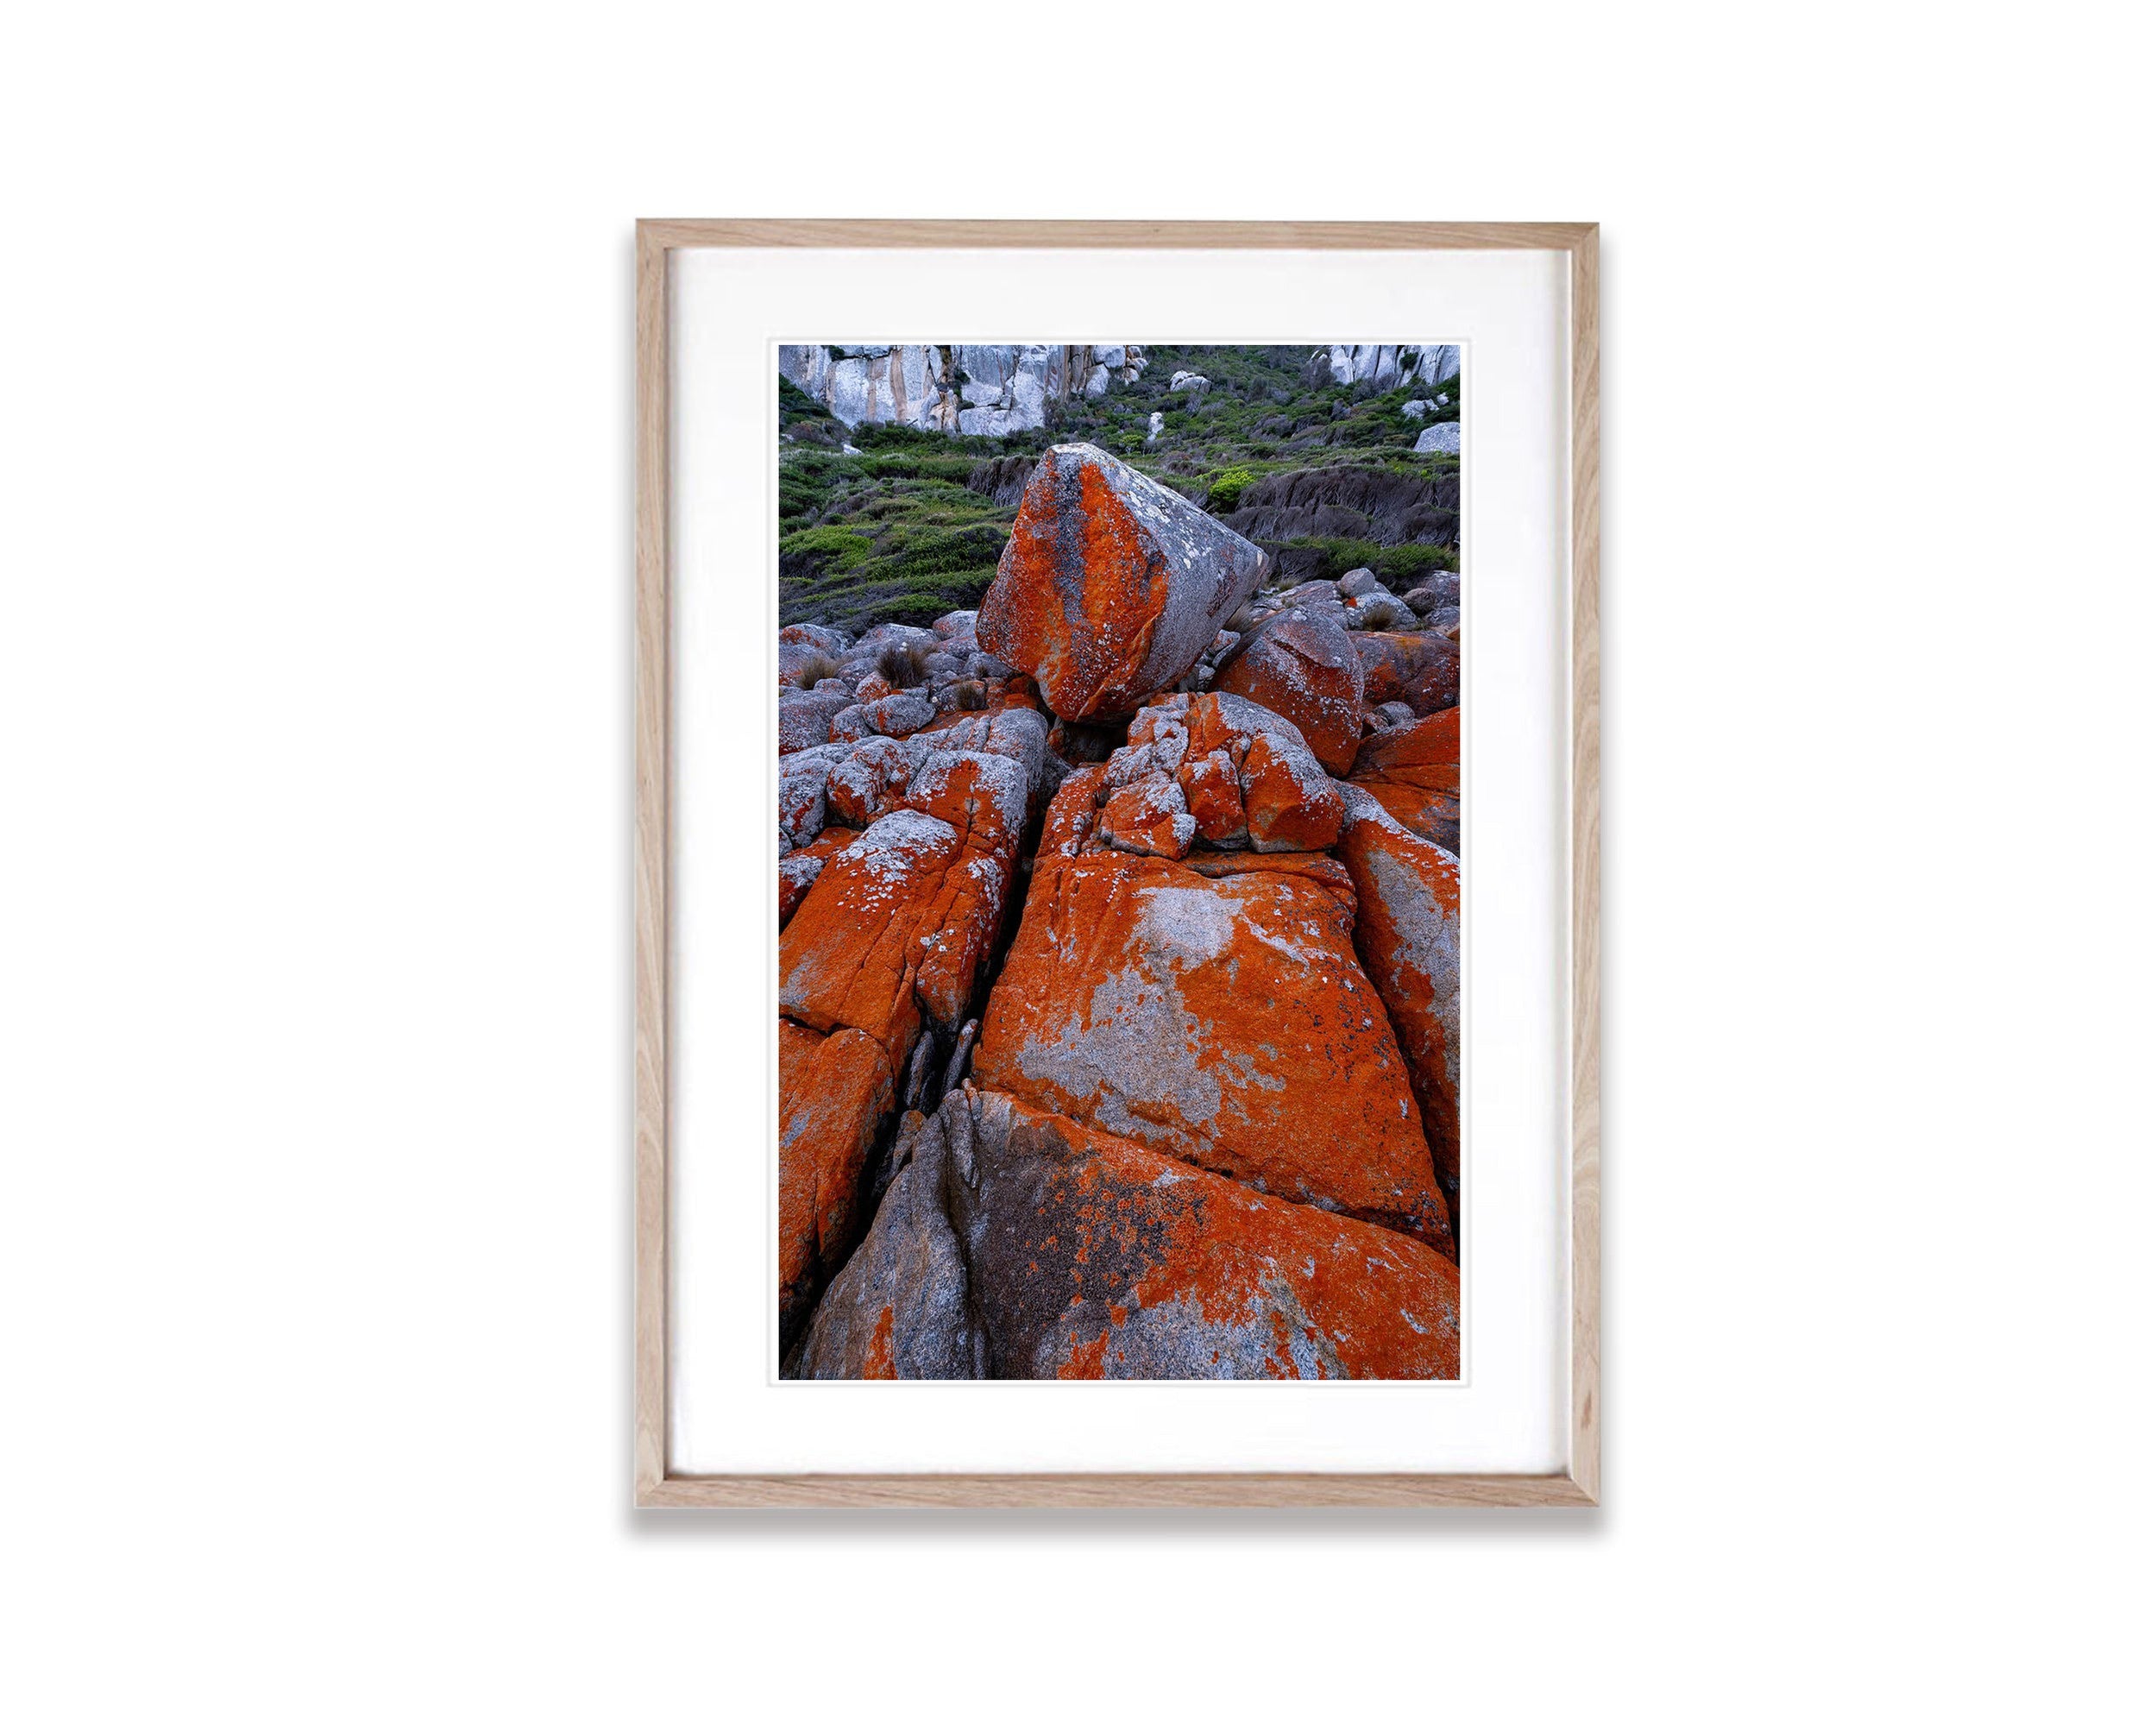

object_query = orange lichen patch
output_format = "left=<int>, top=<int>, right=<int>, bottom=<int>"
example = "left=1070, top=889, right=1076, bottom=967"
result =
left=1349, top=708, right=1460, bottom=851
left=977, top=444, right=1267, bottom=721
left=1039, top=763, right=1108, bottom=859
left=1353, top=631, right=1460, bottom=716
left=1180, top=849, right=1357, bottom=915
left=778, top=827, right=860, bottom=928
left=971, top=850, right=1452, bottom=1251
left=779, top=809, right=960, bottom=1066
left=1177, top=748, right=1246, bottom=846
left=965, top=1092, right=1460, bottom=1379
left=777, top=1019, right=896, bottom=1338
left=1210, top=609, right=1366, bottom=776
left=1241, top=730, right=1345, bottom=853
left=1097, top=777, right=1196, bottom=859
left=1336, top=787, right=1462, bottom=1195
left=860, top=1304, right=898, bottom=1379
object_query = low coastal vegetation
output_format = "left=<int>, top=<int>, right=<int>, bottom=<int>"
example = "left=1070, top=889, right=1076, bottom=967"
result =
left=779, top=348, right=1460, bottom=631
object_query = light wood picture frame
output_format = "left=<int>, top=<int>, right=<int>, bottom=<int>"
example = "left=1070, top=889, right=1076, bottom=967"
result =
left=636, top=220, right=1599, bottom=1507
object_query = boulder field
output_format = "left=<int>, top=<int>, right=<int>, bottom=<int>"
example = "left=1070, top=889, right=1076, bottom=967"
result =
left=775, top=443, right=1464, bottom=1376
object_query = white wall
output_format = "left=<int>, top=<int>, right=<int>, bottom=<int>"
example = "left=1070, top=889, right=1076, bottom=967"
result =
left=3, top=4, right=2148, bottom=1719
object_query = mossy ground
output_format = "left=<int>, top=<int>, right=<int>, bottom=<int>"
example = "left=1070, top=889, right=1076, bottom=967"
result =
left=778, top=348, right=1460, bottom=631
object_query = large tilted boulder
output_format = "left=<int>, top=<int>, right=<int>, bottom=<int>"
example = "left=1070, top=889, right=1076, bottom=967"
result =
left=1336, top=786, right=1462, bottom=1199
left=795, top=1086, right=1461, bottom=1380
left=972, top=746, right=1451, bottom=1253
left=1209, top=605, right=1366, bottom=776
left=1348, top=707, right=1460, bottom=851
left=977, top=444, right=1269, bottom=721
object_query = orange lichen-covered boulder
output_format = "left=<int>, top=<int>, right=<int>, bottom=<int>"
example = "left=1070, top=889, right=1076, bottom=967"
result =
left=781, top=807, right=965, bottom=1065
left=1131, top=690, right=1345, bottom=855
left=1336, top=785, right=1462, bottom=1197
left=971, top=845, right=1453, bottom=1252
left=1354, top=630, right=1460, bottom=715
left=1210, top=606, right=1366, bottom=776
left=1348, top=707, right=1460, bottom=852
left=977, top=443, right=1269, bottom=721
left=777, top=1019, right=896, bottom=1343
left=951, top=1089, right=1458, bottom=1378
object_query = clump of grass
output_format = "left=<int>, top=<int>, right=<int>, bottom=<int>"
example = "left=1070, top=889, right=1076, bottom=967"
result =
left=952, top=679, right=988, bottom=711
left=877, top=640, right=932, bottom=689
left=790, top=651, right=845, bottom=688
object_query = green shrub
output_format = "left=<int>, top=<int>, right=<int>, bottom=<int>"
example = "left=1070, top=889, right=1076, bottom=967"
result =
left=1207, top=465, right=1258, bottom=512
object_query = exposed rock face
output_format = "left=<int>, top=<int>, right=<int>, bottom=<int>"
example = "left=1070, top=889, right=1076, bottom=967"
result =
left=778, top=1020, right=896, bottom=1341
left=800, top=1086, right=1461, bottom=1380
left=1354, top=630, right=1460, bottom=715
left=977, top=444, right=1269, bottom=721
left=1210, top=608, right=1366, bottom=777
left=792, top=1105, right=989, bottom=1379
left=775, top=706, right=1053, bottom=1343
left=1336, top=787, right=1462, bottom=1198
left=778, top=344, right=1147, bottom=436
left=1415, top=422, right=1463, bottom=456
left=971, top=708, right=1450, bottom=1254
left=1309, top=343, right=1459, bottom=391
left=1348, top=708, right=1460, bottom=851
left=1221, top=465, right=1459, bottom=552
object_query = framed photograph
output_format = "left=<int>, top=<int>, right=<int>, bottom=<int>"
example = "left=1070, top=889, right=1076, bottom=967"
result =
left=636, top=221, right=1599, bottom=1505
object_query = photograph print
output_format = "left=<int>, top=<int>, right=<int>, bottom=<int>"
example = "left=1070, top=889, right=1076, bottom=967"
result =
left=774, top=343, right=1463, bottom=1380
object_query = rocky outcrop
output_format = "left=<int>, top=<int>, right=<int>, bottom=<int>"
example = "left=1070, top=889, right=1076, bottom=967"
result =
left=778, top=411, right=1475, bottom=1375
left=778, top=344, right=1147, bottom=437
left=1306, top=344, right=1459, bottom=391
left=795, top=1086, right=1461, bottom=1380
left=1414, top=422, right=1463, bottom=456
left=1221, top=464, right=1460, bottom=552
left=977, top=444, right=1269, bottom=721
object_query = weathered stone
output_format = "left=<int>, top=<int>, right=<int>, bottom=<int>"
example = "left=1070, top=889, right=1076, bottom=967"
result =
left=825, top=734, right=920, bottom=828
left=1097, top=776, right=1196, bottom=859
left=779, top=827, right=859, bottom=928
left=1349, top=708, right=1459, bottom=851
left=971, top=842, right=1451, bottom=1251
left=1337, top=787, right=1461, bottom=1197
left=1210, top=606, right=1365, bottom=775
left=1414, top=422, right=1462, bottom=456
left=948, top=1089, right=1461, bottom=1378
left=792, top=1105, right=990, bottom=1379
left=779, top=686, right=853, bottom=754
left=1354, top=631, right=1459, bottom=715
left=1337, top=567, right=1380, bottom=599
left=977, top=444, right=1268, bottom=721
left=777, top=1019, right=896, bottom=1344
left=780, top=344, right=1147, bottom=437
